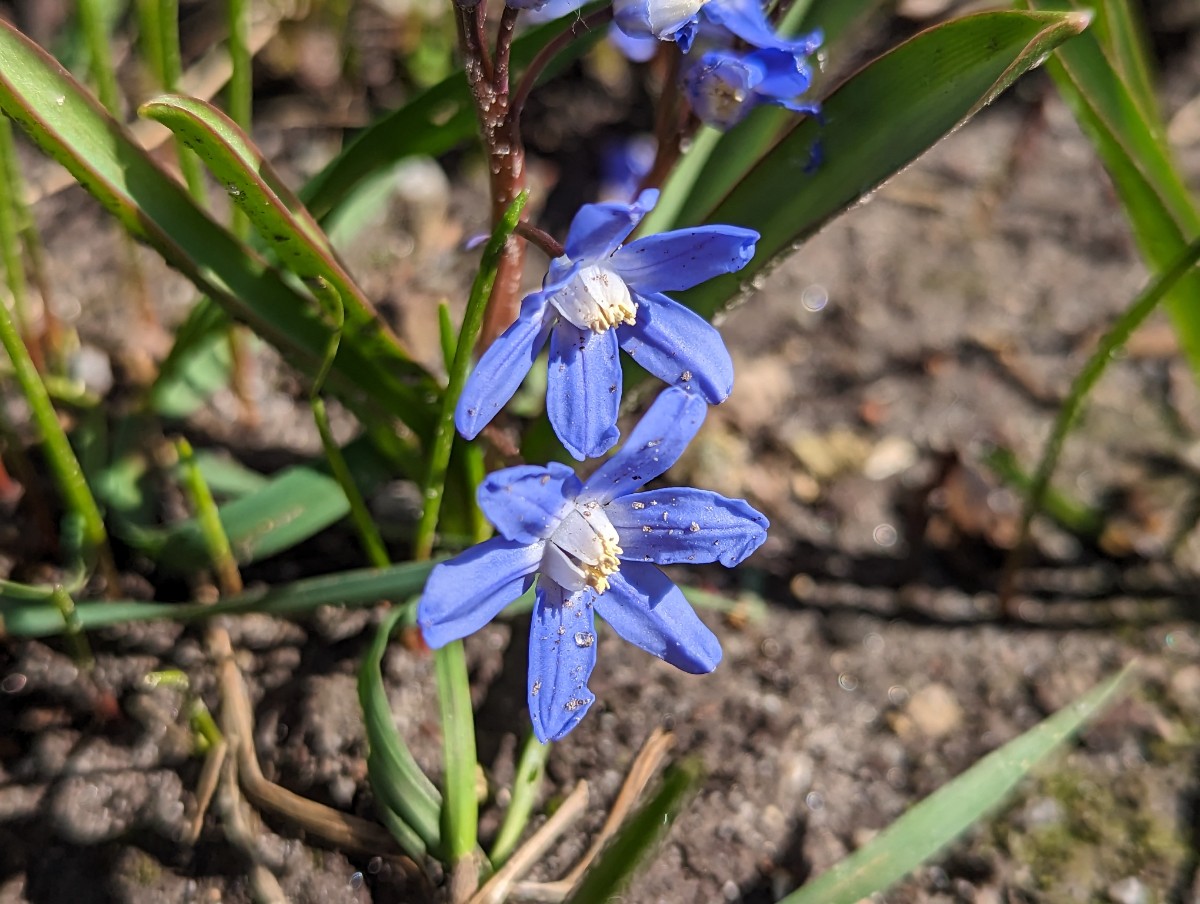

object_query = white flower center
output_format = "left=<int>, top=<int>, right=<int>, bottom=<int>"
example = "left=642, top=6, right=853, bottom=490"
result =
left=541, top=501, right=623, bottom=594
left=552, top=264, right=637, bottom=334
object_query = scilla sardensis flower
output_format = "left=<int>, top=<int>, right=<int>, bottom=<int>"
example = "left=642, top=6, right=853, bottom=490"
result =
left=421, top=388, right=768, bottom=742
left=456, top=189, right=758, bottom=460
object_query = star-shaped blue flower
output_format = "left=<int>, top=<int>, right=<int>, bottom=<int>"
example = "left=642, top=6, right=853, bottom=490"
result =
left=421, top=388, right=769, bottom=742
left=456, top=189, right=758, bottom=460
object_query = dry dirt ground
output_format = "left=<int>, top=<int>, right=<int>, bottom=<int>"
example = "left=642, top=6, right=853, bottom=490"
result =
left=3, top=3, right=1200, bottom=903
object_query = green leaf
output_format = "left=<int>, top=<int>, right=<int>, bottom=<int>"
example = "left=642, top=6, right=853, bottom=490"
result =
left=676, top=10, right=1091, bottom=321
left=1021, top=0, right=1200, bottom=374
left=1089, top=0, right=1160, bottom=125
left=565, top=758, right=705, bottom=904
left=0, top=21, right=437, bottom=437
left=140, top=95, right=375, bottom=321
left=780, top=665, right=1134, bottom=904
left=146, top=436, right=395, bottom=571
left=0, top=558, right=437, bottom=636
left=358, top=605, right=444, bottom=857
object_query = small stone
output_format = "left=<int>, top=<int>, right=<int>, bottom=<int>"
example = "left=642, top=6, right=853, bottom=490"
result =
left=902, top=683, right=963, bottom=739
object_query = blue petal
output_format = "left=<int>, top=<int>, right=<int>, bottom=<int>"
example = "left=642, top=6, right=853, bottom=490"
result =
left=456, top=292, right=554, bottom=440
left=581, top=386, right=706, bottom=503
left=611, top=225, right=758, bottom=292
left=749, top=47, right=813, bottom=100
left=606, top=488, right=768, bottom=566
left=528, top=581, right=599, bottom=742
left=418, top=538, right=543, bottom=648
left=563, top=189, right=658, bottom=261
left=594, top=565, right=721, bottom=673
left=702, top=0, right=822, bottom=56
left=478, top=462, right=582, bottom=544
left=619, top=292, right=734, bottom=402
left=546, top=322, right=623, bottom=461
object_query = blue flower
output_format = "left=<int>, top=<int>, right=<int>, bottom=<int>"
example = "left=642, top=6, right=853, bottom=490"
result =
left=456, top=189, right=757, bottom=460
left=612, top=0, right=709, bottom=49
left=420, top=388, right=769, bottom=741
left=683, top=47, right=818, bottom=129
left=680, top=0, right=821, bottom=128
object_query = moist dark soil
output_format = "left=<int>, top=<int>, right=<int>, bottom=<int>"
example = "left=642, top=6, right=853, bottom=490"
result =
left=3, top=1, right=1200, bottom=902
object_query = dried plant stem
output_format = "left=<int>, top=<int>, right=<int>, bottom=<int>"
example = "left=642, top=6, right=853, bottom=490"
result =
left=469, top=782, right=590, bottom=904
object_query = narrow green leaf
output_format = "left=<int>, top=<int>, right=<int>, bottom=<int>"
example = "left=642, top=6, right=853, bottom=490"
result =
left=1090, top=0, right=1160, bottom=125
left=0, top=558, right=437, bottom=637
left=358, top=605, right=444, bottom=857
left=565, top=758, right=704, bottom=904
left=0, top=21, right=437, bottom=437
left=1022, top=0, right=1200, bottom=374
left=1010, top=236, right=1200, bottom=560
left=780, top=665, right=1134, bottom=904
left=677, top=10, right=1091, bottom=320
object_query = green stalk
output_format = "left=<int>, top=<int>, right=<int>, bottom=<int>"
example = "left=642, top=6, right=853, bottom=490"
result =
left=51, top=585, right=93, bottom=668
left=0, top=281, right=111, bottom=573
left=135, top=0, right=167, bottom=85
left=414, top=192, right=527, bottom=559
left=157, top=0, right=206, bottom=199
left=176, top=436, right=243, bottom=595
left=308, top=278, right=391, bottom=569
left=489, top=733, right=550, bottom=867
left=312, top=396, right=391, bottom=568
left=1011, top=236, right=1200, bottom=557
left=77, top=0, right=122, bottom=114
left=637, top=125, right=722, bottom=235
left=227, top=0, right=253, bottom=242
left=0, top=117, right=34, bottom=364
left=434, top=638, right=478, bottom=865
left=413, top=194, right=527, bottom=877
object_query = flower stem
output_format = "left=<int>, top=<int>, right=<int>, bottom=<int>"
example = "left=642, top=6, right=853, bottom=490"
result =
left=489, top=732, right=551, bottom=867
left=414, top=192, right=528, bottom=561
left=176, top=436, right=243, bottom=596
left=159, top=0, right=207, bottom=199
left=0, top=278, right=112, bottom=579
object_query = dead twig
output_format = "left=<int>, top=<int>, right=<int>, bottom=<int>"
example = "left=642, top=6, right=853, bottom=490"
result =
left=511, top=728, right=675, bottom=902
left=468, top=782, right=590, bottom=904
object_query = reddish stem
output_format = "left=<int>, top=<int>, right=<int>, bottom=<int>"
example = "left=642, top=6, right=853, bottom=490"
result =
left=516, top=220, right=565, bottom=259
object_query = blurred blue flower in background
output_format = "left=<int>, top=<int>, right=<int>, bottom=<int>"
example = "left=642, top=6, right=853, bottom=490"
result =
left=456, top=188, right=757, bottom=459
left=683, top=0, right=821, bottom=127
left=421, top=388, right=769, bottom=741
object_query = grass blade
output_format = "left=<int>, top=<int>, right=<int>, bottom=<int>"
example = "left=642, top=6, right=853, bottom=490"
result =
left=0, top=559, right=437, bottom=637
left=780, top=665, right=1134, bottom=904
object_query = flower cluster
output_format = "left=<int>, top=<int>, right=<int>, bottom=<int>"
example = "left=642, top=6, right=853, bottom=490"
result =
left=519, top=0, right=822, bottom=129
left=422, top=194, right=770, bottom=741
